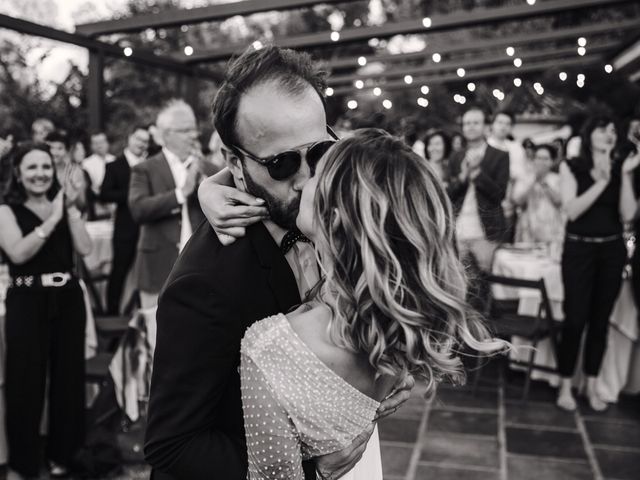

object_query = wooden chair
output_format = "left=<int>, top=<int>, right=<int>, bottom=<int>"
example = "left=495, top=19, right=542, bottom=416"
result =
left=474, top=274, right=561, bottom=401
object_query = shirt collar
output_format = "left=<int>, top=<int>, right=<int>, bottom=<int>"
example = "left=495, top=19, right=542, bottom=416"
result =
left=163, top=147, right=193, bottom=168
left=123, top=148, right=144, bottom=166
left=262, top=220, right=288, bottom=247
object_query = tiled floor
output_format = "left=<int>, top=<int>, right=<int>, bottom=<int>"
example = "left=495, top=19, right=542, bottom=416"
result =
left=10, top=361, right=638, bottom=479
left=380, top=361, right=640, bottom=480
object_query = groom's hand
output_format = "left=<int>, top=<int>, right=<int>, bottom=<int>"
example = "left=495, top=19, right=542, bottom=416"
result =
left=374, top=374, right=415, bottom=420
left=315, top=423, right=375, bottom=480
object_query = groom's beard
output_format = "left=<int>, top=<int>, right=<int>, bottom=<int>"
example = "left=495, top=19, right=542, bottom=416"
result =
left=243, top=167, right=301, bottom=231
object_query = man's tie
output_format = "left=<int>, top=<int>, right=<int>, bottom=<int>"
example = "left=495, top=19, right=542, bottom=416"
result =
left=280, top=228, right=311, bottom=254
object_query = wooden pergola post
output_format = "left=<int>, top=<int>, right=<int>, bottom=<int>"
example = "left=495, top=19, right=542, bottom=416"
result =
left=88, top=49, right=105, bottom=133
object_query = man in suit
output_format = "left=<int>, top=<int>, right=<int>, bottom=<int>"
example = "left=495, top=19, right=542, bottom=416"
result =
left=145, top=46, right=412, bottom=480
left=128, top=100, right=205, bottom=309
left=448, top=106, right=510, bottom=272
left=100, top=125, right=150, bottom=314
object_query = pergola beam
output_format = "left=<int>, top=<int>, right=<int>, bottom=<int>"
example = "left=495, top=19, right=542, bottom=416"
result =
left=0, top=13, right=218, bottom=79
left=330, top=55, right=603, bottom=96
left=327, top=18, right=640, bottom=70
left=182, top=0, right=635, bottom=63
left=327, top=42, right=619, bottom=86
left=75, top=0, right=350, bottom=37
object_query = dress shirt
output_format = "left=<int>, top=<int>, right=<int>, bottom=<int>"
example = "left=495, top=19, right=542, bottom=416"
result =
left=163, top=148, right=193, bottom=252
left=83, top=153, right=116, bottom=194
left=456, top=143, right=487, bottom=241
left=123, top=148, right=145, bottom=168
left=264, top=220, right=320, bottom=301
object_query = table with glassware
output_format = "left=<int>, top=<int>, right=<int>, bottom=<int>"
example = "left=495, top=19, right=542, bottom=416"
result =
left=492, top=243, right=640, bottom=402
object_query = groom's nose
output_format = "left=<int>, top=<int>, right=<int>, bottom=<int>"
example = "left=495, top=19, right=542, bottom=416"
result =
left=292, top=157, right=311, bottom=191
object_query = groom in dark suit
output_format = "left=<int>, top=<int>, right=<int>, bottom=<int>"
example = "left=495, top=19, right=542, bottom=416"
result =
left=145, top=46, right=412, bottom=480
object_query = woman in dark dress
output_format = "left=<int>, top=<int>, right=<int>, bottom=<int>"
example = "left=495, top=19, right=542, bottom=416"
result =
left=557, top=117, right=640, bottom=412
left=0, top=142, right=92, bottom=479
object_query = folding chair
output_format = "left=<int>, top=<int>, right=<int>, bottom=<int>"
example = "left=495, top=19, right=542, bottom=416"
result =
left=475, top=274, right=561, bottom=401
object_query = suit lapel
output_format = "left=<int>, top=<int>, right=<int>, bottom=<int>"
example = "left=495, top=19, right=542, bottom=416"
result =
left=155, top=152, right=177, bottom=191
left=248, top=223, right=301, bottom=312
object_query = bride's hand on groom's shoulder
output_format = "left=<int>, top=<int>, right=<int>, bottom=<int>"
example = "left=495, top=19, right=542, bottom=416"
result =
left=374, top=374, right=415, bottom=421
left=315, top=423, right=375, bottom=480
left=198, top=171, right=269, bottom=245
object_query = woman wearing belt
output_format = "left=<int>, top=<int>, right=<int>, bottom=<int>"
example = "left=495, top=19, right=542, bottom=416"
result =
left=557, top=116, right=640, bottom=412
left=0, top=142, right=92, bottom=479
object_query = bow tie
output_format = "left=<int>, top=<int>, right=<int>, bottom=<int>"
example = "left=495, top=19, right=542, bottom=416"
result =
left=280, top=228, right=311, bottom=254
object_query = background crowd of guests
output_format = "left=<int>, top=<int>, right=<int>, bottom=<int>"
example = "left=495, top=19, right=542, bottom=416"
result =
left=0, top=100, right=639, bottom=477
left=0, top=101, right=219, bottom=479
left=412, top=107, right=640, bottom=412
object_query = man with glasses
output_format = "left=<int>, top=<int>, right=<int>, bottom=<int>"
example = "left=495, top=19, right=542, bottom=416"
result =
left=128, top=99, right=205, bottom=309
left=145, top=46, right=411, bottom=480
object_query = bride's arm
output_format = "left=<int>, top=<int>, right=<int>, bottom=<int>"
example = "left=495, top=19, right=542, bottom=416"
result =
left=240, top=354, right=305, bottom=480
left=197, top=168, right=269, bottom=245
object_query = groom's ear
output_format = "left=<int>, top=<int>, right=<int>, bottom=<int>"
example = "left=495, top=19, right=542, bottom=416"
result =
left=222, top=147, right=248, bottom=192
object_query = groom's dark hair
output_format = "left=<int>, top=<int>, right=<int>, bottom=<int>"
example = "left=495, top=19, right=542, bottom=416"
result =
left=212, top=44, right=327, bottom=150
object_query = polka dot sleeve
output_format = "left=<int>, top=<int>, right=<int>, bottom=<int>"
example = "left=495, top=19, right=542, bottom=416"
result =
left=240, top=353, right=304, bottom=480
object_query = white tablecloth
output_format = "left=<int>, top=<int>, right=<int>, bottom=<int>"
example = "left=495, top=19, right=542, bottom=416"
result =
left=492, top=246, right=640, bottom=402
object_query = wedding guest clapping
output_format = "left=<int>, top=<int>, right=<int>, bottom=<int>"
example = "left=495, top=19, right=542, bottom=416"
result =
left=512, top=144, right=564, bottom=244
left=0, top=142, right=92, bottom=479
left=557, top=116, right=640, bottom=412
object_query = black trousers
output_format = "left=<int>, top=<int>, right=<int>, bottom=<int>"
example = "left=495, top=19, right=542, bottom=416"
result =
left=107, top=236, right=137, bottom=315
left=559, top=238, right=626, bottom=377
left=5, top=283, right=86, bottom=476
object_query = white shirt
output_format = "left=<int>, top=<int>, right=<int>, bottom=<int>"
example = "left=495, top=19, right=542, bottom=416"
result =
left=163, top=148, right=193, bottom=252
left=264, top=221, right=320, bottom=301
left=82, top=153, right=115, bottom=194
left=123, top=148, right=145, bottom=168
left=456, top=144, right=487, bottom=241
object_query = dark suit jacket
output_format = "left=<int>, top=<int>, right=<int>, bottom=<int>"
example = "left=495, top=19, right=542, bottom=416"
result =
left=144, top=221, right=315, bottom=480
left=128, top=151, right=204, bottom=293
left=447, top=144, right=510, bottom=242
left=100, top=153, right=138, bottom=243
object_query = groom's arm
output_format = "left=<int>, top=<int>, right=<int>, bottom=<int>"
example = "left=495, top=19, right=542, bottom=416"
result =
left=144, top=271, right=246, bottom=479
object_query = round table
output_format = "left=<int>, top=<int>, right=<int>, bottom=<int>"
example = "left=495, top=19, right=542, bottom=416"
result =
left=492, top=245, right=640, bottom=402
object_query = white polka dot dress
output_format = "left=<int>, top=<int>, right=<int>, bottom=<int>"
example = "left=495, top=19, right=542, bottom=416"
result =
left=240, top=314, right=380, bottom=480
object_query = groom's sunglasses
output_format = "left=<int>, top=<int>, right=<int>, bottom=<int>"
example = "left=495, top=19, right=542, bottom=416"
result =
left=228, top=126, right=339, bottom=181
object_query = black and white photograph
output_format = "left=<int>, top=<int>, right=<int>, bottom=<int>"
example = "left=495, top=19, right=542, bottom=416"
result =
left=0, top=1, right=639, bottom=479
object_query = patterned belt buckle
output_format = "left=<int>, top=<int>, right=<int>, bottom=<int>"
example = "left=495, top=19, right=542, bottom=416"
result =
left=41, top=272, right=70, bottom=287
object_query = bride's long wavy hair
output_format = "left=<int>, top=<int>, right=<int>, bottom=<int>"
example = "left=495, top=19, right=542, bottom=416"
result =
left=313, top=129, right=505, bottom=396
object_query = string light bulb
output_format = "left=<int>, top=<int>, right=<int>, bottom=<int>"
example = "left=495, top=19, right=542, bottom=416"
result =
left=325, top=87, right=334, bottom=96
left=373, top=87, right=382, bottom=96
left=347, top=100, right=358, bottom=109
left=432, top=53, right=441, bottom=63
left=358, top=56, right=367, bottom=66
